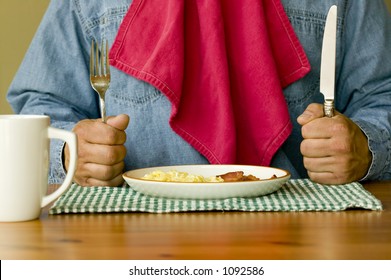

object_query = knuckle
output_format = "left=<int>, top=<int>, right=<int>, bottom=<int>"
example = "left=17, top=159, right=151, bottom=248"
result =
left=78, top=146, right=88, bottom=159
left=302, top=157, right=311, bottom=169
left=307, top=171, right=320, bottom=182
left=329, top=163, right=353, bottom=184
left=331, top=121, right=349, bottom=135
left=331, top=138, right=351, bottom=154
left=104, top=146, right=126, bottom=164
left=333, top=174, right=350, bottom=184
left=301, top=124, right=311, bottom=137
left=300, top=140, right=309, bottom=154
left=101, top=162, right=124, bottom=181
left=112, top=177, right=125, bottom=187
left=117, top=131, right=127, bottom=144
left=106, top=129, right=127, bottom=145
left=119, top=145, right=127, bottom=160
left=104, top=149, right=119, bottom=165
left=101, top=166, right=116, bottom=180
left=73, top=120, right=92, bottom=138
left=78, top=176, right=92, bottom=187
left=105, top=130, right=118, bottom=144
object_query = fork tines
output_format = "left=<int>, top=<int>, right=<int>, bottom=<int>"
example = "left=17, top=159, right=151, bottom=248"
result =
left=90, top=39, right=110, bottom=123
left=90, top=40, right=110, bottom=77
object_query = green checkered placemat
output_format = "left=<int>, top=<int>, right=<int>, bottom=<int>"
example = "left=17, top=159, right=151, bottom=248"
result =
left=49, top=179, right=383, bottom=214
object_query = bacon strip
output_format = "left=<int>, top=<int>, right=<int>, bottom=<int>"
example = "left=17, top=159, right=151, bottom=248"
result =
left=218, top=171, right=261, bottom=182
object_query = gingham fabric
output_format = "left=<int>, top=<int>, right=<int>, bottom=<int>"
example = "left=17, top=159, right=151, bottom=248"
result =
left=49, top=179, right=383, bottom=214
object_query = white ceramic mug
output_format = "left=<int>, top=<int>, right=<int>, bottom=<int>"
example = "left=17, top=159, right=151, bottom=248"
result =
left=0, top=115, right=77, bottom=222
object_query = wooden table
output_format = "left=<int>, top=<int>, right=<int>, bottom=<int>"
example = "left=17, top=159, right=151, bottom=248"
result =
left=0, top=181, right=390, bottom=260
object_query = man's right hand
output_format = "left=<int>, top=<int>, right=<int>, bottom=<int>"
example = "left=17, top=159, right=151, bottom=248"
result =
left=64, top=114, right=130, bottom=187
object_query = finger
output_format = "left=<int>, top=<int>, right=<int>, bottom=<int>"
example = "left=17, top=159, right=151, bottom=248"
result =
left=74, top=161, right=125, bottom=187
left=301, top=117, right=336, bottom=139
left=83, top=161, right=125, bottom=181
left=303, top=156, right=335, bottom=172
left=304, top=156, right=358, bottom=184
left=74, top=119, right=127, bottom=145
left=86, top=175, right=124, bottom=187
left=308, top=169, right=356, bottom=185
left=300, top=138, right=333, bottom=157
left=79, top=143, right=127, bottom=165
left=79, top=174, right=125, bottom=187
left=307, top=171, right=344, bottom=185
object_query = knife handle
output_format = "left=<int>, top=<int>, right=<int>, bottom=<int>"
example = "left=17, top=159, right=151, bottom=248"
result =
left=324, top=99, right=334, bottom=118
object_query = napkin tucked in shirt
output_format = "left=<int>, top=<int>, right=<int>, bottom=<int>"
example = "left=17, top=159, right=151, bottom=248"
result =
left=49, top=180, right=383, bottom=214
left=109, top=0, right=310, bottom=166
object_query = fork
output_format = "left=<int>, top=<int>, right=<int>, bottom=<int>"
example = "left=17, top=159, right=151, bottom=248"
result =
left=90, top=39, right=110, bottom=123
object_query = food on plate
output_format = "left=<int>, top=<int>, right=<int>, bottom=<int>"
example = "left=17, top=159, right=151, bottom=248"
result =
left=142, top=170, right=224, bottom=182
left=141, top=170, right=271, bottom=183
left=218, top=171, right=260, bottom=182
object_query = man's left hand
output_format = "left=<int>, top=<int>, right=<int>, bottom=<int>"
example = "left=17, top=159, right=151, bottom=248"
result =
left=297, top=103, right=372, bottom=184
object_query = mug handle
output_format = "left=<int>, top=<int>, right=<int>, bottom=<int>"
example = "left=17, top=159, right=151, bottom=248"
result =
left=41, top=127, right=78, bottom=207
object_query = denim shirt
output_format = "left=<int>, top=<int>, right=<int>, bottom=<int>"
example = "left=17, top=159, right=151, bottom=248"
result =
left=7, top=0, right=391, bottom=183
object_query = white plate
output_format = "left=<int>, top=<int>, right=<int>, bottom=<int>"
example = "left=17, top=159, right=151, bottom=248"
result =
left=123, top=165, right=290, bottom=199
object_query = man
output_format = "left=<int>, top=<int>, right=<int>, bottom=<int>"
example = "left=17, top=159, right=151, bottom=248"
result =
left=7, top=0, right=391, bottom=186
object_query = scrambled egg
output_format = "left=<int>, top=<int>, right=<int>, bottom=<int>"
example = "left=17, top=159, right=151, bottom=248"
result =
left=142, top=170, right=224, bottom=183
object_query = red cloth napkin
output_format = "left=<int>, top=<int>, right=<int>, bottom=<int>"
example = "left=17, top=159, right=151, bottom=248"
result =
left=109, top=0, right=310, bottom=166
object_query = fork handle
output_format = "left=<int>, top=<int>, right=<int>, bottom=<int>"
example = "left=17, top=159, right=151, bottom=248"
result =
left=99, top=97, right=107, bottom=123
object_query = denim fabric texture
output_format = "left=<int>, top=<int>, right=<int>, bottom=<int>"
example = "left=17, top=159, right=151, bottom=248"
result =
left=7, top=0, right=391, bottom=183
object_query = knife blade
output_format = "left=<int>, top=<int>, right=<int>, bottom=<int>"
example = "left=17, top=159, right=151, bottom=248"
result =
left=320, top=5, right=337, bottom=118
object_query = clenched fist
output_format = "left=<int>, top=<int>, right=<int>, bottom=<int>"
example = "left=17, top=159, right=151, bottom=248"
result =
left=64, top=114, right=130, bottom=187
left=297, top=103, right=372, bottom=184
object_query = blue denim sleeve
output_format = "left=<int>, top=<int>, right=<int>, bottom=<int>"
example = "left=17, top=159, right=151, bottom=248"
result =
left=7, top=0, right=99, bottom=183
left=338, top=0, right=391, bottom=180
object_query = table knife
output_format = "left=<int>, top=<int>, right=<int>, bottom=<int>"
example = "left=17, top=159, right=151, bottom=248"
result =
left=320, top=5, right=337, bottom=118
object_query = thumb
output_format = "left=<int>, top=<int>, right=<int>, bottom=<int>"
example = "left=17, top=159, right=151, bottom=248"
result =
left=297, top=103, right=324, bottom=125
left=106, top=114, right=130, bottom=130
